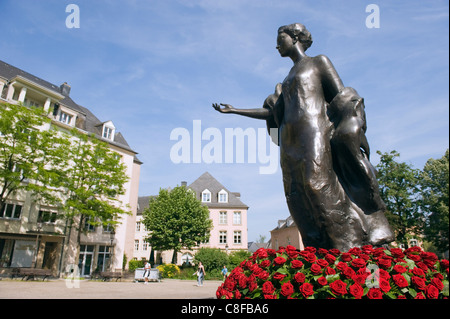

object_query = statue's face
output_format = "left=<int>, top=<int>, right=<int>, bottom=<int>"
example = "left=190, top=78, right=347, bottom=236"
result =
left=276, top=32, right=294, bottom=57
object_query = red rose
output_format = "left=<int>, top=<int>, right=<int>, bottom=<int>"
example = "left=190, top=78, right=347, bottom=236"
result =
left=317, top=259, right=329, bottom=268
left=425, top=284, right=439, bottom=299
left=349, top=283, right=364, bottom=299
left=393, top=264, right=407, bottom=274
left=260, top=260, right=271, bottom=268
left=324, top=253, right=336, bottom=264
left=440, top=259, right=449, bottom=269
left=291, top=260, right=304, bottom=269
left=286, top=245, right=297, bottom=251
left=238, top=275, right=247, bottom=288
left=274, top=256, right=287, bottom=266
left=304, top=246, right=317, bottom=254
left=352, top=274, right=367, bottom=285
left=266, top=249, right=277, bottom=256
left=258, top=270, right=270, bottom=281
left=264, top=294, right=277, bottom=299
left=329, top=248, right=341, bottom=256
left=310, top=263, right=322, bottom=275
left=299, top=282, right=314, bottom=298
left=431, top=277, right=444, bottom=291
left=336, top=262, right=348, bottom=271
left=305, top=252, right=317, bottom=263
left=392, top=274, right=409, bottom=288
left=317, top=276, right=328, bottom=286
left=414, top=292, right=426, bottom=299
left=411, top=276, right=426, bottom=291
left=262, top=281, right=275, bottom=295
left=408, top=254, right=421, bottom=262
left=390, top=248, right=405, bottom=259
left=397, top=295, right=407, bottom=299
left=280, top=282, right=295, bottom=297
left=294, top=272, right=306, bottom=284
left=377, top=258, right=392, bottom=269
left=234, top=290, right=241, bottom=299
left=341, top=253, right=352, bottom=262
left=343, top=266, right=356, bottom=279
left=255, top=248, right=268, bottom=259
left=367, top=288, right=383, bottom=299
left=318, top=248, right=328, bottom=255
left=325, top=267, right=336, bottom=275
left=351, top=258, right=366, bottom=268
left=272, top=272, right=286, bottom=281
left=411, top=267, right=425, bottom=277
left=379, top=279, right=391, bottom=293
left=329, top=279, right=348, bottom=296
left=248, top=280, right=258, bottom=292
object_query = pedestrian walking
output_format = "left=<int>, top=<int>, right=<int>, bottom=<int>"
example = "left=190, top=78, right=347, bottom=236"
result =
left=143, top=261, right=151, bottom=284
left=196, top=262, right=205, bottom=286
left=221, top=265, right=228, bottom=281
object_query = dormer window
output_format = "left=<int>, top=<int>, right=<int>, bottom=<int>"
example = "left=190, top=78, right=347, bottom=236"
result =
left=218, top=189, right=228, bottom=203
left=201, top=189, right=211, bottom=203
left=102, top=121, right=115, bottom=141
left=59, top=111, right=73, bottom=125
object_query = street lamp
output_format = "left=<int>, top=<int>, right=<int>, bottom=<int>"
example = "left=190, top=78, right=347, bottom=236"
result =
left=109, top=231, right=115, bottom=271
left=225, top=243, right=229, bottom=254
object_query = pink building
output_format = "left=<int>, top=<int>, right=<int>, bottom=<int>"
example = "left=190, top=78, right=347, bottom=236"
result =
left=134, top=172, right=249, bottom=265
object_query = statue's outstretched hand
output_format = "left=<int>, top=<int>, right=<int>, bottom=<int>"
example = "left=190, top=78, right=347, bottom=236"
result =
left=212, top=103, right=234, bottom=113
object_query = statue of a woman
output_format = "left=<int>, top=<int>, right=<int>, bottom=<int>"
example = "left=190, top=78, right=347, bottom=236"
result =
left=213, top=23, right=394, bottom=251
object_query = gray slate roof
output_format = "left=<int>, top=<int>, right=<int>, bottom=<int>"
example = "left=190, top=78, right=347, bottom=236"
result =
left=188, top=172, right=248, bottom=209
left=0, top=59, right=139, bottom=156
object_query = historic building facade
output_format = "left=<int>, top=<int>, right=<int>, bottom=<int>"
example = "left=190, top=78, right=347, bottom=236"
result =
left=0, top=60, right=141, bottom=277
left=134, top=172, right=249, bottom=265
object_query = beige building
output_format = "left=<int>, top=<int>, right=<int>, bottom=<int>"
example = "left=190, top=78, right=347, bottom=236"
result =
left=270, top=216, right=304, bottom=251
left=0, top=60, right=141, bottom=277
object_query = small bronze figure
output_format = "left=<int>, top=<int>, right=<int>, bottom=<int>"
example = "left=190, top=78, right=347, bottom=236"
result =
left=213, top=23, right=394, bottom=251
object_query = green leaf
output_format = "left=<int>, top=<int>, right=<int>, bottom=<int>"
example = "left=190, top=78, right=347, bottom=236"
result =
left=408, top=288, right=417, bottom=298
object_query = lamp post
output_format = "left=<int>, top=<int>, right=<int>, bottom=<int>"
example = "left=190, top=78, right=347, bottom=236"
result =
left=109, top=231, right=115, bottom=271
left=33, top=221, right=43, bottom=268
left=225, top=243, right=229, bottom=254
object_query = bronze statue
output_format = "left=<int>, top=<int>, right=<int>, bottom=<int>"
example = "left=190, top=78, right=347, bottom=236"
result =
left=213, top=23, right=394, bottom=251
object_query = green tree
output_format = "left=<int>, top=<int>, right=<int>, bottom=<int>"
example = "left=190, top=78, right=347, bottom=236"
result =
left=0, top=102, right=69, bottom=211
left=376, top=150, right=422, bottom=247
left=142, top=186, right=212, bottom=264
left=193, top=247, right=228, bottom=272
left=60, top=129, right=130, bottom=246
left=420, top=149, right=449, bottom=253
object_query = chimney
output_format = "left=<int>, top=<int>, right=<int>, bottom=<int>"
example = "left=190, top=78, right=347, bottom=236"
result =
left=60, top=82, right=71, bottom=96
left=181, top=181, right=187, bottom=187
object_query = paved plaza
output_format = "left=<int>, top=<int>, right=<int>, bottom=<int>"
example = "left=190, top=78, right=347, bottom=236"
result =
left=0, top=278, right=222, bottom=299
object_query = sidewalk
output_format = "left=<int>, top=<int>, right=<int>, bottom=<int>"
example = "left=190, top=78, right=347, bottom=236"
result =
left=0, top=278, right=222, bottom=299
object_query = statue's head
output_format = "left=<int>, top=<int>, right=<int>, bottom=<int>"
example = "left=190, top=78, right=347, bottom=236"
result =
left=277, top=23, right=313, bottom=52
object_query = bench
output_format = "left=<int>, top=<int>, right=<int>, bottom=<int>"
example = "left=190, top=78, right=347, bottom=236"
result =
left=12, top=268, right=52, bottom=281
left=99, top=271, right=123, bottom=281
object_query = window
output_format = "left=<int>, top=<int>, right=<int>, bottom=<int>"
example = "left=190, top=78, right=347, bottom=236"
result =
left=134, top=240, right=140, bottom=251
left=136, top=221, right=141, bottom=232
left=202, top=189, right=211, bottom=203
left=0, top=203, right=22, bottom=219
left=84, top=216, right=95, bottom=232
left=97, top=246, right=111, bottom=272
left=59, top=111, right=72, bottom=125
left=143, top=241, right=148, bottom=251
left=102, top=126, right=113, bottom=140
left=234, top=231, right=242, bottom=244
left=218, top=189, right=228, bottom=203
left=219, top=211, right=227, bottom=224
left=233, top=211, right=241, bottom=225
left=219, top=231, right=227, bottom=244
left=38, top=210, right=57, bottom=223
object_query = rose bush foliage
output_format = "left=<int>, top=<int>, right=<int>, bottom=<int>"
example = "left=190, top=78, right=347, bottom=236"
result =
left=216, top=245, right=449, bottom=299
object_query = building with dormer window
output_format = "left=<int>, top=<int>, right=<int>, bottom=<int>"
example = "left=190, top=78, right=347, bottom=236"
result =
left=133, top=172, right=248, bottom=265
left=0, top=60, right=141, bottom=277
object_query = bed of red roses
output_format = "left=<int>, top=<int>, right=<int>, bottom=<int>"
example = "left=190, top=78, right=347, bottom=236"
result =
left=216, top=245, right=449, bottom=299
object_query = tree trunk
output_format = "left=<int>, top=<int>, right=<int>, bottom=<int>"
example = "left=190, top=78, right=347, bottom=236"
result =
left=171, top=249, right=178, bottom=264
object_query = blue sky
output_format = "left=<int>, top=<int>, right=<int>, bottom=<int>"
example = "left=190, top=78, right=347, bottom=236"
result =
left=1, top=0, right=448, bottom=242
